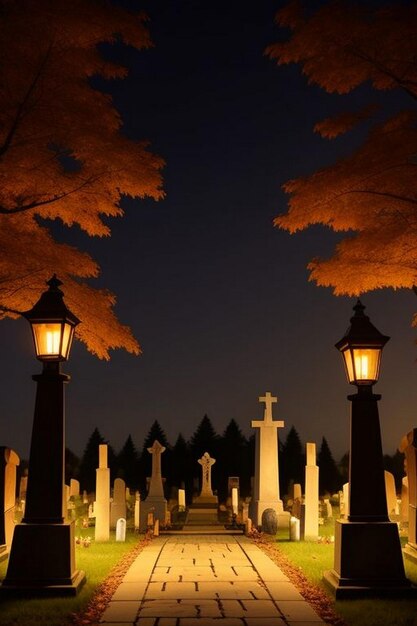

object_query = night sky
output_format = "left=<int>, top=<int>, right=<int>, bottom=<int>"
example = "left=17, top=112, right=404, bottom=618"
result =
left=1, top=0, right=417, bottom=463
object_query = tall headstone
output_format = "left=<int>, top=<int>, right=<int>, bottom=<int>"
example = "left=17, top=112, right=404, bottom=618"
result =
left=70, top=479, right=80, bottom=498
left=139, top=440, right=167, bottom=531
left=343, top=482, right=350, bottom=518
left=250, top=392, right=287, bottom=527
left=401, top=477, right=409, bottom=523
left=385, top=470, right=397, bottom=518
left=110, top=478, right=127, bottom=529
left=134, top=492, right=140, bottom=530
left=0, top=448, right=20, bottom=555
left=399, top=429, right=417, bottom=561
left=178, top=488, right=186, bottom=510
left=303, top=442, right=319, bottom=541
left=95, top=444, right=110, bottom=541
left=194, top=452, right=217, bottom=503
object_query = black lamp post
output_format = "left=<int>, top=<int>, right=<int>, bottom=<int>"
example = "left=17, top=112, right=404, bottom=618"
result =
left=323, top=300, right=411, bottom=598
left=2, top=276, right=85, bottom=595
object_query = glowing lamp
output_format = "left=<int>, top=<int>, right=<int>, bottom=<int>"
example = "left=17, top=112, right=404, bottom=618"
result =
left=23, top=275, right=80, bottom=362
left=335, top=300, right=389, bottom=386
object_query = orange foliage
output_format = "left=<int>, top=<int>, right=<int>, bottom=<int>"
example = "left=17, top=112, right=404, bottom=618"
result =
left=267, top=1, right=417, bottom=300
left=0, top=0, right=164, bottom=359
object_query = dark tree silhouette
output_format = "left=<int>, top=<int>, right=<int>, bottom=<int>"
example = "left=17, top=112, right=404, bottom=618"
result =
left=78, top=427, right=116, bottom=493
left=318, top=437, right=342, bottom=495
left=384, top=450, right=406, bottom=492
left=217, top=419, right=249, bottom=502
left=280, top=426, right=304, bottom=496
left=117, top=434, right=139, bottom=490
left=189, top=415, right=220, bottom=493
left=65, top=447, right=80, bottom=485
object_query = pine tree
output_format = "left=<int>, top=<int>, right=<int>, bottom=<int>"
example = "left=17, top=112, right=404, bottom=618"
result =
left=0, top=0, right=164, bottom=359
left=318, top=437, right=342, bottom=495
left=189, top=415, right=220, bottom=493
left=64, top=447, right=80, bottom=485
left=170, top=433, right=193, bottom=501
left=78, top=428, right=106, bottom=493
left=117, top=435, right=138, bottom=490
left=280, top=426, right=304, bottom=496
left=217, top=419, right=248, bottom=502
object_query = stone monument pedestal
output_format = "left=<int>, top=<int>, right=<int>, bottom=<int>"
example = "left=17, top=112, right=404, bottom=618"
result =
left=323, top=519, right=413, bottom=598
left=2, top=522, right=85, bottom=595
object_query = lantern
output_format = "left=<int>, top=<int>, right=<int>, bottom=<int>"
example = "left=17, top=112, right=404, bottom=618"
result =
left=335, top=300, right=389, bottom=386
left=23, top=275, right=80, bottom=362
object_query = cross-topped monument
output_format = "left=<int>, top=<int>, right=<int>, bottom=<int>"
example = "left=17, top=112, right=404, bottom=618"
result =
left=198, top=452, right=216, bottom=498
left=147, top=440, right=165, bottom=498
left=139, top=439, right=167, bottom=531
left=250, top=391, right=286, bottom=526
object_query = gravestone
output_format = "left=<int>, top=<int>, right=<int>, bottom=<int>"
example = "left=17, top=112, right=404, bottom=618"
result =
left=70, top=479, right=80, bottom=498
left=228, top=476, right=239, bottom=495
left=95, top=444, right=110, bottom=541
left=139, top=440, right=167, bottom=531
left=110, top=478, right=126, bottom=529
left=231, top=487, right=239, bottom=516
left=0, top=448, right=20, bottom=557
left=401, top=477, right=409, bottom=523
left=292, top=483, right=302, bottom=501
left=399, top=428, right=417, bottom=562
left=343, top=482, right=350, bottom=517
left=385, top=470, right=397, bottom=518
left=82, top=490, right=88, bottom=504
left=250, top=392, right=289, bottom=528
left=134, top=492, right=140, bottom=530
left=261, top=508, right=278, bottom=535
left=178, top=488, right=186, bottom=510
left=19, top=473, right=27, bottom=504
left=194, top=452, right=217, bottom=503
left=303, top=442, right=319, bottom=541
left=115, top=518, right=126, bottom=542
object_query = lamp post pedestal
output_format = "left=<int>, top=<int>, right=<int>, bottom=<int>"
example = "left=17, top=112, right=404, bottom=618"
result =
left=323, top=388, right=411, bottom=598
left=1, top=364, right=85, bottom=595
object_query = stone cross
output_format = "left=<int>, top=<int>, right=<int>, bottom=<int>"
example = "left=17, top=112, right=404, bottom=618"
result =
left=250, top=391, right=285, bottom=526
left=198, top=452, right=216, bottom=497
left=147, top=440, right=165, bottom=498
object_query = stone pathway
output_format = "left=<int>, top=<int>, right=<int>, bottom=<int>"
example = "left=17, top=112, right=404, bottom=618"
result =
left=100, top=535, right=326, bottom=625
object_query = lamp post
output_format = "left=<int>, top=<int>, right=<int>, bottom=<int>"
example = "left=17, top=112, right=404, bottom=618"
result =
left=323, top=300, right=411, bottom=598
left=2, top=276, right=85, bottom=595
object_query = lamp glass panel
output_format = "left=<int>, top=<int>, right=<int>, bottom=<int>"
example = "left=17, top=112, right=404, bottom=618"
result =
left=352, top=348, right=381, bottom=383
left=343, top=349, right=355, bottom=383
left=32, top=322, right=63, bottom=359
left=61, top=322, right=73, bottom=359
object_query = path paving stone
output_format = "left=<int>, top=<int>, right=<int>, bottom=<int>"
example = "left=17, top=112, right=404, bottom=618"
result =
left=101, top=535, right=326, bottom=625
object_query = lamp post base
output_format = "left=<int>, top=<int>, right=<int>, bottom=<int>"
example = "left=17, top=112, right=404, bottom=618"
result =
left=1, top=521, right=86, bottom=596
left=323, top=519, right=414, bottom=598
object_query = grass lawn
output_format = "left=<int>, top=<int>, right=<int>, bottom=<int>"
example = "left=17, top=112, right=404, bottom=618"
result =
left=274, top=517, right=417, bottom=626
left=0, top=528, right=144, bottom=626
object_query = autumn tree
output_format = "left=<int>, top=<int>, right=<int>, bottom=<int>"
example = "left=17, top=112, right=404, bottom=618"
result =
left=267, top=1, right=417, bottom=304
left=0, top=0, right=164, bottom=359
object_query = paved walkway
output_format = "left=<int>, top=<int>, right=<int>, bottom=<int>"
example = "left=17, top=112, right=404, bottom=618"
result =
left=100, top=535, right=326, bottom=626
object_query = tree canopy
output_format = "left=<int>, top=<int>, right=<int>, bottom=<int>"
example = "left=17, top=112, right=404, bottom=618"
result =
left=0, top=0, right=164, bottom=359
left=267, top=1, right=417, bottom=302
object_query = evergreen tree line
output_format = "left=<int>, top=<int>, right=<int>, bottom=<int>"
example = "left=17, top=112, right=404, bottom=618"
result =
left=65, top=418, right=405, bottom=502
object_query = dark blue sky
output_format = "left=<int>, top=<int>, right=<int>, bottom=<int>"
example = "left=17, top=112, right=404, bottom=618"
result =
left=1, top=0, right=416, bottom=462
